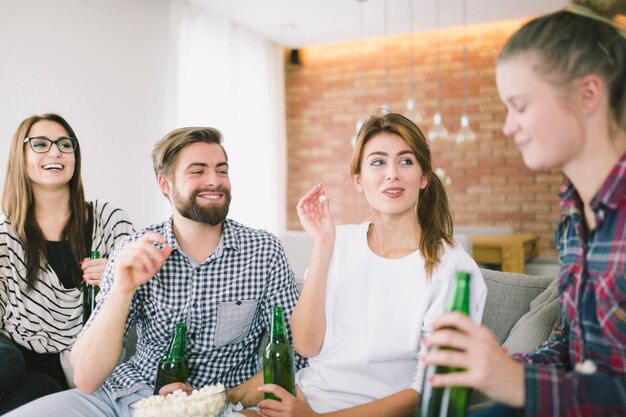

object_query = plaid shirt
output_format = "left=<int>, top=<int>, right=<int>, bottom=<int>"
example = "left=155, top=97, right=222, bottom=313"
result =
left=515, top=152, right=626, bottom=417
left=85, top=218, right=305, bottom=399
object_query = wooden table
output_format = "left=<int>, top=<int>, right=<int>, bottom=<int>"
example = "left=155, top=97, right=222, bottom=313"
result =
left=469, top=233, right=540, bottom=273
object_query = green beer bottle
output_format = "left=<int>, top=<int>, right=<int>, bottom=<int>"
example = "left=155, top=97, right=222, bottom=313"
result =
left=418, top=271, right=471, bottom=417
left=263, top=306, right=296, bottom=401
left=154, top=322, right=189, bottom=395
left=82, top=250, right=101, bottom=324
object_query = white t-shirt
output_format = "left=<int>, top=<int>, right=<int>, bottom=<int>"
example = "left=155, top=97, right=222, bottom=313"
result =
left=296, top=223, right=487, bottom=413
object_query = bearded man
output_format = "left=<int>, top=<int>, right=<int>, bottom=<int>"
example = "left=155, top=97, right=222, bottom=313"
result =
left=5, top=127, right=304, bottom=417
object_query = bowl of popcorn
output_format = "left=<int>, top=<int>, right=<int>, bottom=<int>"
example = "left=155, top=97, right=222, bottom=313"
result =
left=131, top=384, right=226, bottom=417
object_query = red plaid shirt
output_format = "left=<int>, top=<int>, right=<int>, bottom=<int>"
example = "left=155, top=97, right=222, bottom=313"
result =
left=513, top=152, right=626, bottom=417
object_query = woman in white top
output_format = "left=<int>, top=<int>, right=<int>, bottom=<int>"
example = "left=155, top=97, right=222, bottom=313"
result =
left=0, top=113, right=134, bottom=413
left=257, top=113, right=487, bottom=417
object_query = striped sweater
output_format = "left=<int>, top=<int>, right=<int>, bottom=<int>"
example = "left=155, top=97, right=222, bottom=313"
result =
left=0, top=200, right=134, bottom=353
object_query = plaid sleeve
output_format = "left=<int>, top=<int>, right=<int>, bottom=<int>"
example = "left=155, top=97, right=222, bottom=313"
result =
left=523, top=364, right=626, bottom=417
left=513, top=307, right=570, bottom=369
left=262, top=239, right=308, bottom=371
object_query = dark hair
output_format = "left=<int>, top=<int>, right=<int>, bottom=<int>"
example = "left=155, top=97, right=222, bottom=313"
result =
left=2, top=113, right=88, bottom=290
left=350, top=113, right=454, bottom=280
left=152, top=127, right=227, bottom=181
left=498, top=0, right=626, bottom=130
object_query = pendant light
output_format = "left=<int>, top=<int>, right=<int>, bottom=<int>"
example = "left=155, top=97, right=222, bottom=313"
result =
left=427, top=0, right=448, bottom=142
left=405, top=0, right=422, bottom=124
left=381, top=0, right=390, bottom=114
left=351, top=0, right=367, bottom=148
left=456, top=0, right=476, bottom=144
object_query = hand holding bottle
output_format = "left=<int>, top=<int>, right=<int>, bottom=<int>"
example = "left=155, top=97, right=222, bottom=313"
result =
left=157, top=382, right=194, bottom=396
left=257, top=385, right=317, bottom=417
left=81, top=256, right=108, bottom=286
left=113, top=232, right=173, bottom=295
left=422, top=313, right=525, bottom=408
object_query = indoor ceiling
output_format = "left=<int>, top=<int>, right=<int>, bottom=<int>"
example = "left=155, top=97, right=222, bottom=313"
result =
left=190, top=0, right=568, bottom=48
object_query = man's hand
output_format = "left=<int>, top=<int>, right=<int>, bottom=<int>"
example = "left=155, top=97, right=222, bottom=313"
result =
left=113, top=232, right=172, bottom=295
left=227, top=372, right=264, bottom=407
left=159, top=382, right=194, bottom=396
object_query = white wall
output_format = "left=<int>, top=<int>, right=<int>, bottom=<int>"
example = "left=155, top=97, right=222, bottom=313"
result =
left=174, top=2, right=287, bottom=234
left=0, top=0, right=177, bottom=229
left=0, top=0, right=287, bottom=234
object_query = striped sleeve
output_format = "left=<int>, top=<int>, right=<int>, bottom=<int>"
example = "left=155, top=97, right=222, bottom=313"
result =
left=91, top=200, right=135, bottom=256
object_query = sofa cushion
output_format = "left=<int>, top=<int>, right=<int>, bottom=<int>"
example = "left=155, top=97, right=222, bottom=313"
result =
left=502, top=278, right=560, bottom=355
left=479, top=269, right=555, bottom=344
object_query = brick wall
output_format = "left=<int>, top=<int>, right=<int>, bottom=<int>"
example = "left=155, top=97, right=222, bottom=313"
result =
left=285, top=19, right=562, bottom=258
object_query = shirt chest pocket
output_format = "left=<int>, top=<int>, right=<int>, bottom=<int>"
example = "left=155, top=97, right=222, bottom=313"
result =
left=214, top=300, right=258, bottom=347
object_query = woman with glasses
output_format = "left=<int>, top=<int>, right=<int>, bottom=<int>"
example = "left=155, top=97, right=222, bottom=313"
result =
left=0, top=113, right=135, bottom=413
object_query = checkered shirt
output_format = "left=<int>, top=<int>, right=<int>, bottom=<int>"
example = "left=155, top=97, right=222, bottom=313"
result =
left=514, top=152, right=626, bottom=417
left=85, top=217, right=305, bottom=398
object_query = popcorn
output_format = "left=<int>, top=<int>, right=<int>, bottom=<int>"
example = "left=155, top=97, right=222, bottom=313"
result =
left=131, top=384, right=226, bottom=417
left=318, top=195, right=327, bottom=203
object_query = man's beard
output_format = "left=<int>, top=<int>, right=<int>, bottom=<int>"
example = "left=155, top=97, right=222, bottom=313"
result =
left=172, top=186, right=231, bottom=226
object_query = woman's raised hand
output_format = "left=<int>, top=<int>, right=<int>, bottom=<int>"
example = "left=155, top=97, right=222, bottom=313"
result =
left=296, top=183, right=334, bottom=246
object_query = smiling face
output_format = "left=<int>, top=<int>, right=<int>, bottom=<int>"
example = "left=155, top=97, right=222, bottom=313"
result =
left=160, top=141, right=232, bottom=226
left=496, top=53, right=585, bottom=172
left=24, top=119, right=76, bottom=191
left=353, top=132, right=427, bottom=217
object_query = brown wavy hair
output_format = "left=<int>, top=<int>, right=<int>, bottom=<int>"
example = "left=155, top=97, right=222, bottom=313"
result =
left=1, top=113, right=88, bottom=290
left=350, top=113, right=454, bottom=280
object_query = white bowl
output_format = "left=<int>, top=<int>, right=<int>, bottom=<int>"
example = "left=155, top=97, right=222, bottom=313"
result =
left=131, top=385, right=226, bottom=417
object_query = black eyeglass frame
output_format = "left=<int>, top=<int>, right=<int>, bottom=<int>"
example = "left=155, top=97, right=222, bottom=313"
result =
left=23, top=136, right=79, bottom=154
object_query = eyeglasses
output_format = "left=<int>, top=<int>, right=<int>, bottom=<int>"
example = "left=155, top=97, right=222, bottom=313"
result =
left=24, top=136, right=78, bottom=154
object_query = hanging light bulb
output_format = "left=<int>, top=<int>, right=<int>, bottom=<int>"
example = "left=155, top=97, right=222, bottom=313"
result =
left=455, top=0, right=476, bottom=145
left=350, top=117, right=365, bottom=148
left=427, top=0, right=448, bottom=141
left=405, top=0, right=422, bottom=124
left=456, top=114, right=476, bottom=143
left=428, top=112, right=448, bottom=142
